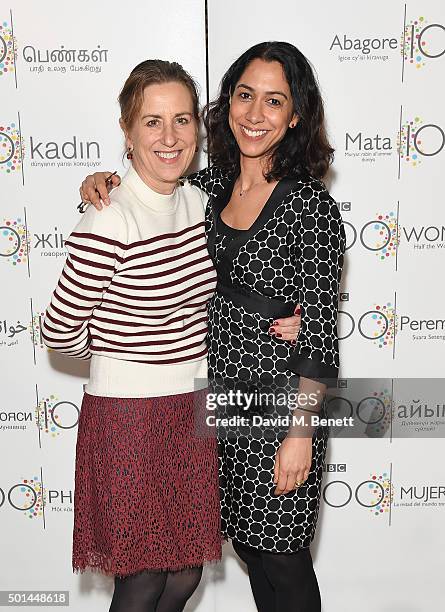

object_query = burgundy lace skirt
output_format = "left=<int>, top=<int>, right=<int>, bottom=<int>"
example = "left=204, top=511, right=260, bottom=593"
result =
left=72, top=391, right=221, bottom=577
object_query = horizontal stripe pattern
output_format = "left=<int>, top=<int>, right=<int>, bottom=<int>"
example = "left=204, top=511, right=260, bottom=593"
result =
left=43, top=192, right=217, bottom=364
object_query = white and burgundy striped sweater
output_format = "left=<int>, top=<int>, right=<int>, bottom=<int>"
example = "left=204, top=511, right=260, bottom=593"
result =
left=42, top=166, right=217, bottom=397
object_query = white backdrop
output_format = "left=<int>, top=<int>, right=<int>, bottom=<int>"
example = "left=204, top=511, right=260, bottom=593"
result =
left=1, top=1, right=444, bottom=610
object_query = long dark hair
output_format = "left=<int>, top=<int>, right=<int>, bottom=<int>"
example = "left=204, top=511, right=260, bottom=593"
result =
left=203, top=41, right=334, bottom=180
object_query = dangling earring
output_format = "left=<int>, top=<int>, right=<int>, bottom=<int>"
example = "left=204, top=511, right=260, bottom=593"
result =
left=126, top=146, right=133, bottom=160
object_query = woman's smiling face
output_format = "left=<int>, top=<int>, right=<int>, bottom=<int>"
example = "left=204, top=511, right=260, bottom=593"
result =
left=122, top=81, right=198, bottom=193
left=228, top=58, right=297, bottom=164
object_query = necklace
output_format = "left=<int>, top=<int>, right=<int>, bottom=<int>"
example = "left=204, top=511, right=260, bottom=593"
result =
left=238, top=178, right=266, bottom=197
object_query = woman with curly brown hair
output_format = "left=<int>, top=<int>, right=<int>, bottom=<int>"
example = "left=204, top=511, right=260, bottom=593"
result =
left=80, top=41, right=345, bottom=612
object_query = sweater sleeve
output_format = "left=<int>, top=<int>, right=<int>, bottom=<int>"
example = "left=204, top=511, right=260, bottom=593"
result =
left=42, top=204, right=126, bottom=359
left=287, top=191, right=346, bottom=383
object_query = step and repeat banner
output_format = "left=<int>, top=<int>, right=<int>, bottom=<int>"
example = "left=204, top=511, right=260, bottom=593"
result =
left=1, top=1, right=444, bottom=610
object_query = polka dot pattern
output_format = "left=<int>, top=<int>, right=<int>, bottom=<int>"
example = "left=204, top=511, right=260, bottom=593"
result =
left=189, top=166, right=345, bottom=553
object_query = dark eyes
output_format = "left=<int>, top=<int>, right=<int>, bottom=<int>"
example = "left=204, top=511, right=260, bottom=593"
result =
left=238, top=92, right=281, bottom=106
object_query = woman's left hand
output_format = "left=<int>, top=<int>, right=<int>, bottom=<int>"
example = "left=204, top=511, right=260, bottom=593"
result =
left=273, top=437, right=312, bottom=496
left=269, top=305, right=301, bottom=342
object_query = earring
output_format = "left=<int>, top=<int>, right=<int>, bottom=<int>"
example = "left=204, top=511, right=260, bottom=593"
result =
left=195, top=145, right=199, bottom=153
left=126, top=146, right=133, bottom=160
left=289, top=123, right=296, bottom=129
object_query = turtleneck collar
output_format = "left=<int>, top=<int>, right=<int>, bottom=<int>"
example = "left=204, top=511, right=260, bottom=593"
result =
left=121, top=164, right=179, bottom=214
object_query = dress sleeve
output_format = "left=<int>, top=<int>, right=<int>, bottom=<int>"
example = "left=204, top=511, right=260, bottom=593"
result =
left=187, top=165, right=229, bottom=196
left=41, top=205, right=126, bottom=360
left=287, top=191, right=346, bottom=383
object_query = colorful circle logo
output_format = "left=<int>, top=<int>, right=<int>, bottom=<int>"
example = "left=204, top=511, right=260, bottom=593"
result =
left=0, top=35, right=7, bottom=64
left=0, top=124, right=21, bottom=172
left=0, top=131, right=14, bottom=164
left=0, top=218, right=28, bottom=265
left=0, top=21, right=15, bottom=76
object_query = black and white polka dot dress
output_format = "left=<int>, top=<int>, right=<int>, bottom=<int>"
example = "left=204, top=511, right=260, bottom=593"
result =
left=189, top=166, right=346, bottom=553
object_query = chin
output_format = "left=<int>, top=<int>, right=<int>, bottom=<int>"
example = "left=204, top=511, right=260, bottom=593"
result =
left=153, top=164, right=184, bottom=179
left=159, top=172, right=183, bottom=183
left=238, top=145, right=269, bottom=159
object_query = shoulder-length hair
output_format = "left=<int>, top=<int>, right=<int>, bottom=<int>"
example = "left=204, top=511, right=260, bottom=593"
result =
left=203, top=41, right=334, bottom=180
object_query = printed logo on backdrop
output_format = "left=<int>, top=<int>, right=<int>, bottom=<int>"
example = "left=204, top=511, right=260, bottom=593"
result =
left=326, top=379, right=445, bottom=439
left=0, top=216, right=29, bottom=266
left=398, top=114, right=444, bottom=172
left=35, top=393, right=79, bottom=440
left=1, top=211, right=68, bottom=273
left=0, top=389, right=78, bottom=439
left=328, top=7, right=445, bottom=75
left=400, top=221, right=445, bottom=254
left=0, top=473, right=74, bottom=528
left=32, top=225, right=67, bottom=260
left=339, top=298, right=445, bottom=355
left=0, top=316, right=30, bottom=351
left=329, top=33, right=398, bottom=63
left=394, top=391, right=445, bottom=437
left=398, top=312, right=445, bottom=344
left=1, top=9, right=108, bottom=83
left=339, top=202, right=399, bottom=263
left=322, top=468, right=393, bottom=520
left=0, top=475, right=45, bottom=520
left=394, top=483, right=445, bottom=510
left=340, top=201, right=445, bottom=261
left=344, top=130, right=393, bottom=164
left=0, top=17, right=16, bottom=78
left=29, top=308, right=45, bottom=350
left=402, top=13, right=445, bottom=79
left=338, top=294, right=397, bottom=350
left=342, top=117, right=444, bottom=168
left=0, top=300, right=44, bottom=358
left=23, top=44, right=108, bottom=75
left=2, top=117, right=102, bottom=177
left=0, top=407, right=33, bottom=433
left=0, top=122, right=23, bottom=174
left=327, top=382, right=393, bottom=437
left=29, top=134, right=101, bottom=169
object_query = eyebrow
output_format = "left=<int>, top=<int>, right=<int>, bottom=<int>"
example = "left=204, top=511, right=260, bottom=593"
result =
left=236, top=83, right=288, bottom=100
left=141, top=112, right=193, bottom=120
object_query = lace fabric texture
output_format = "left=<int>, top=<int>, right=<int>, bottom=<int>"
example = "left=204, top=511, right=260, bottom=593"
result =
left=72, top=390, right=221, bottom=577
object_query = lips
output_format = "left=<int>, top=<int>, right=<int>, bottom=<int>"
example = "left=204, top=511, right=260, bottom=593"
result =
left=240, top=125, right=269, bottom=140
left=154, top=150, right=182, bottom=164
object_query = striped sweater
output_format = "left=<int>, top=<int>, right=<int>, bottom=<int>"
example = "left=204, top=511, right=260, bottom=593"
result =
left=42, top=165, right=217, bottom=397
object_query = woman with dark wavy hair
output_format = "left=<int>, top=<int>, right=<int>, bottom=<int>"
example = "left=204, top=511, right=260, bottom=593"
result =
left=80, top=41, right=345, bottom=612
left=204, top=42, right=333, bottom=181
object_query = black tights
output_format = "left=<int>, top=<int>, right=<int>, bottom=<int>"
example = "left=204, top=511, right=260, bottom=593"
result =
left=109, top=566, right=203, bottom=612
left=232, top=541, right=321, bottom=612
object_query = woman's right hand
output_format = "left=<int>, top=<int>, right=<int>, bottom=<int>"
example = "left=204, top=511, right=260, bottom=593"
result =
left=79, top=172, right=121, bottom=210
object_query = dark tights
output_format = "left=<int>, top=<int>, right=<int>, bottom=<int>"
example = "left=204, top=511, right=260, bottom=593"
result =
left=232, top=541, right=321, bottom=612
left=109, top=566, right=203, bottom=612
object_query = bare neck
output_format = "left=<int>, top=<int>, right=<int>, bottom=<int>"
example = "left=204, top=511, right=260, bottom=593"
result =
left=132, top=159, right=177, bottom=195
left=238, top=155, right=270, bottom=189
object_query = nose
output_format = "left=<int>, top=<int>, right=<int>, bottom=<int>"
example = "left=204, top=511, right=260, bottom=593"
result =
left=161, top=122, right=179, bottom=148
left=245, top=98, right=264, bottom=125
